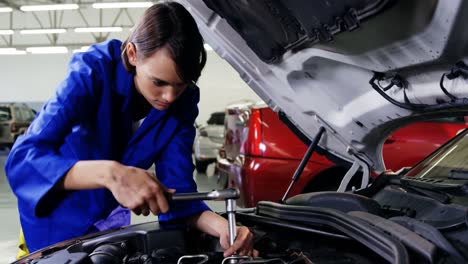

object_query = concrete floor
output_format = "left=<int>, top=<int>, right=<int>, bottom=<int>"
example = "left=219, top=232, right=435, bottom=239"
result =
left=0, top=149, right=222, bottom=262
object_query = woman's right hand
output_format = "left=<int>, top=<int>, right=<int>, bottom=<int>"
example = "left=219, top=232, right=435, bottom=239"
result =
left=60, top=160, right=173, bottom=216
left=105, top=162, right=174, bottom=216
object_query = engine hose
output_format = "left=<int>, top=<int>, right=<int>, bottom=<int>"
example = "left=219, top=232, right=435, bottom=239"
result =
left=89, top=243, right=127, bottom=264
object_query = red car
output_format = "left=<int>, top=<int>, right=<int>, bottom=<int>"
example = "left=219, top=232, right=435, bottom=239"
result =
left=217, top=102, right=468, bottom=208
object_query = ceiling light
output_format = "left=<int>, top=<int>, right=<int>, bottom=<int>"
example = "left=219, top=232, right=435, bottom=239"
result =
left=92, top=2, right=153, bottom=9
left=73, top=46, right=90, bottom=53
left=0, top=48, right=26, bottom=55
left=20, top=4, right=79, bottom=12
left=20, top=29, right=67, bottom=35
left=74, top=27, right=123, bottom=33
left=0, top=7, right=13, bottom=12
left=0, top=30, right=14, bottom=35
left=26, top=46, right=68, bottom=54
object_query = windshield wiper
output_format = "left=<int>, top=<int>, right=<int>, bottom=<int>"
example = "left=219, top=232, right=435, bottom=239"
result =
left=448, top=169, right=468, bottom=180
left=399, top=183, right=451, bottom=204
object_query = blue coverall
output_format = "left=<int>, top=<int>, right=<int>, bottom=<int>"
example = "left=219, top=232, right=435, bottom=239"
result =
left=5, top=39, right=209, bottom=252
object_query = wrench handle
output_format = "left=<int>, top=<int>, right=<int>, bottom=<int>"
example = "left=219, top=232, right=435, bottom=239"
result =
left=168, top=188, right=240, bottom=201
left=226, top=199, right=237, bottom=246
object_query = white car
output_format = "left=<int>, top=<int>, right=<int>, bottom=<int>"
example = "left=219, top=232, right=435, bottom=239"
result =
left=193, top=111, right=225, bottom=172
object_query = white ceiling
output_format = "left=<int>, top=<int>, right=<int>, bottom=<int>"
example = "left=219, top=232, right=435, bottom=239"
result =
left=0, top=1, right=153, bottom=49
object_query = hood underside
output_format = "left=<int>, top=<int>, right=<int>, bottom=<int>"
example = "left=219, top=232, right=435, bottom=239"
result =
left=178, top=0, right=468, bottom=173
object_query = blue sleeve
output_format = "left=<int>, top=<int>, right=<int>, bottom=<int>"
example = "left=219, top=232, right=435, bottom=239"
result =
left=156, top=88, right=211, bottom=222
left=4, top=49, right=107, bottom=217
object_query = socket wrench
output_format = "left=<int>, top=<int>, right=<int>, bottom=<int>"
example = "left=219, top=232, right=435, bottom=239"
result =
left=168, top=188, right=240, bottom=247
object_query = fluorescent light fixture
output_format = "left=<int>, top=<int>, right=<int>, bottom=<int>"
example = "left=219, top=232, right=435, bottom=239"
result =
left=204, top=44, right=213, bottom=51
left=74, top=27, right=123, bottom=33
left=20, top=4, right=79, bottom=12
left=0, top=48, right=15, bottom=53
left=0, top=7, right=13, bottom=12
left=20, top=28, right=67, bottom=35
left=26, top=46, right=68, bottom=54
left=92, top=2, right=153, bottom=9
left=0, top=48, right=26, bottom=55
left=0, top=30, right=14, bottom=35
left=73, top=46, right=90, bottom=53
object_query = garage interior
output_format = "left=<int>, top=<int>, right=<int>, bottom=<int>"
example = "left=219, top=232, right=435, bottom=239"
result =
left=3, top=1, right=468, bottom=263
left=0, top=0, right=260, bottom=261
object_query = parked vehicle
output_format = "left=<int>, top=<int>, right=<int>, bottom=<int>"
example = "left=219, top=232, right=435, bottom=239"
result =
left=382, top=116, right=468, bottom=171
left=193, top=111, right=225, bottom=172
left=0, top=103, right=36, bottom=148
left=217, top=103, right=468, bottom=207
left=18, top=0, right=468, bottom=263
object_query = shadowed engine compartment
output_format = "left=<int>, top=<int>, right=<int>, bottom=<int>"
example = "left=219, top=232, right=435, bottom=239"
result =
left=26, top=219, right=387, bottom=264
left=20, top=178, right=468, bottom=264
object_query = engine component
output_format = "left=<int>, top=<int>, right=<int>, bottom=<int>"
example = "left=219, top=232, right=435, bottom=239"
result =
left=177, top=254, right=209, bottom=264
left=89, top=243, right=127, bottom=264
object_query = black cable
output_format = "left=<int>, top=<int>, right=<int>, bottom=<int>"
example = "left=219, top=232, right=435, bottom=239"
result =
left=446, top=61, right=468, bottom=80
left=369, top=73, right=428, bottom=111
left=439, top=73, right=458, bottom=102
left=439, top=61, right=468, bottom=102
left=370, top=71, right=468, bottom=112
left=377, top=78, right=396, bottom=91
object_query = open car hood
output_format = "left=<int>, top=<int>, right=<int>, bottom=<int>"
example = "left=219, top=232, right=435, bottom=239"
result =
left=177, top=0, right=468, bottom=173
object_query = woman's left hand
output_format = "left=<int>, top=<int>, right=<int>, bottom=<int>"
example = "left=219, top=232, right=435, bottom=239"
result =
left=220, top=226, right=258, bottom=258
left=188, top=211, right=258, bottom=258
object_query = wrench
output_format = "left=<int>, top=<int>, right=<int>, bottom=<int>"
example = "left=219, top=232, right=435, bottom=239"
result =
left=168, top=188, right=240, bottom=247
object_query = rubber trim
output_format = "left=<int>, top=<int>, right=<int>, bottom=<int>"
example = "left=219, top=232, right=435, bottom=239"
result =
left=349, top=211, right=438, bottom=262
left=256, top=201, right=409, bottom=264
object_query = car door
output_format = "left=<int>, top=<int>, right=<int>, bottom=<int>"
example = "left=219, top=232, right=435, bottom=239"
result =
left=14, top=107, right=28, bottom=133
left=0, top=106, right=12, bottom=143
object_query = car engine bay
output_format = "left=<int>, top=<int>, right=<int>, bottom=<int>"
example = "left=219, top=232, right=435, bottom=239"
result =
left=21, top=176, right=468, bottom=264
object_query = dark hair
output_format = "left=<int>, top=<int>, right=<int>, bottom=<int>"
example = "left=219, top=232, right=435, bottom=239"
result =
left=121, top=2, right=206, bottom=83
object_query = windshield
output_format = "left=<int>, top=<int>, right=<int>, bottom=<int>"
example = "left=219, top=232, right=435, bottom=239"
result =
left=207, top=112, right=225, bottom=125
left=406, top=129, right=468, bottom=178
left=0, top=107, right=11, bottom=121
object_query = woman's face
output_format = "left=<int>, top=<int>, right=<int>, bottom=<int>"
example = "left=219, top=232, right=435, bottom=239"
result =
left=127, top=43, right=188, bottom=111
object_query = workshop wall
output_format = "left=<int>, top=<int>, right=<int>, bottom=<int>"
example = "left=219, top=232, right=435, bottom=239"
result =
left=0, top=50, right=260, bottom=124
